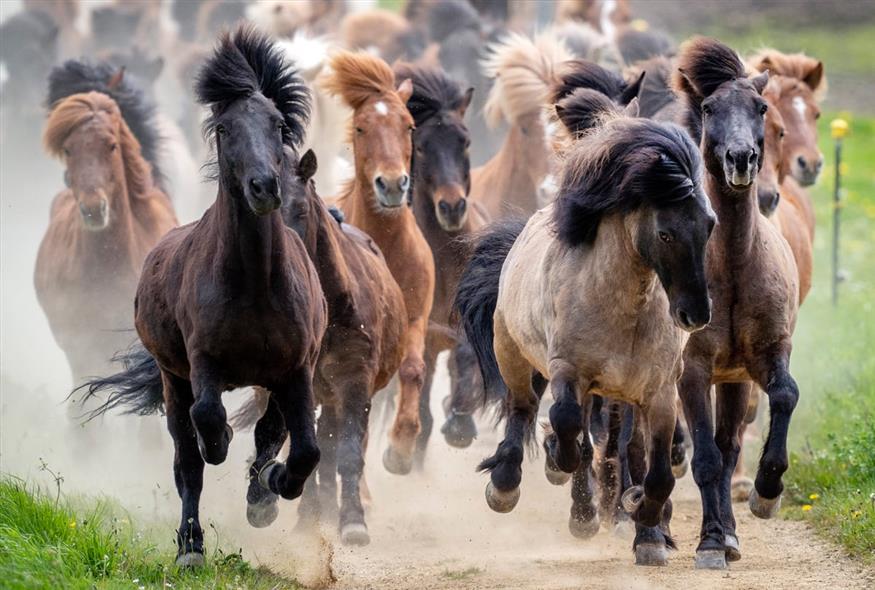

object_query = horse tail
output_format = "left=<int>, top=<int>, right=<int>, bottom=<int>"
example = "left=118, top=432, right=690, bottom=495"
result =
left=453, top=218, right=526, bottom=406
left=229, top=387, right=270, bottom=430
left=75, top=342, right=164, bottom=420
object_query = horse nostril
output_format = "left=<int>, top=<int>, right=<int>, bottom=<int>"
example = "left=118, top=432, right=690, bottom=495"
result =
left=100, top=199, right=108, bottom=215
left=399, top=174, right=410, bottom=192
left=250, top=178, right=264, bottom=196
left=438, top=200, right=451, bottom=214
left=79, top=202, right=89, bottom=217
left=748, top=151, right=758, bottom=164
left=678, top=310, right=692, bottom=328
left=725, top=150, right=735, bottom=165
left=814, top=157, right=824, bottom=172
left=456, top=198, right=467, bottom=214
left=375, top=176, right=387, bottom=193
left=797, top=155, right=807, bottom=170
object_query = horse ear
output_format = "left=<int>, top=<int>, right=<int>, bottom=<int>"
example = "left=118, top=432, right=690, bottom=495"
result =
left=297, top=149, right=318, bottom=182
left=620, top=71, right=645, bottom=105
left=459, top=87, right=474, bottom=117
left=804, top=61, right=824, bottom=93
left=751, top=70, right=769, bottom=94
left=623, top=97, right=640, bottom=118
left=676, top=67, right=703, bottom=99
left=107, top=66, right=125, bottom=90
left=397, top=78, right=413, bottom=102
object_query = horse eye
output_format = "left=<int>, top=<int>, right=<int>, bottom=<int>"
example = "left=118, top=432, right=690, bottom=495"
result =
left=355, top=127, right=364, bottom=135
left=779, top=129, right=785, bottom=139
left=702, top=104, right=712, bottom=116
left=759, top=103, right=768, bottom=115
left=216, top=124, right=227, bottom=136
left=277, top=121, right=284, bottom=130
left=63, top=148, right=70, bottom=157
left=814, top=111, right=821, bottom=120
left=658, top=231, right=673, bottom=243
left=109, top=142, right=117, bottom=152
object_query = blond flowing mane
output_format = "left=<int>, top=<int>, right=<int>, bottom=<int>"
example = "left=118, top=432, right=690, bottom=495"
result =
left=44, top=91, right=154, bottom=198
left=747, top=48, right=827, bottom=100
left=482, top=32, right=572, bottom=128
left=322, top=50, right=401, bottom=110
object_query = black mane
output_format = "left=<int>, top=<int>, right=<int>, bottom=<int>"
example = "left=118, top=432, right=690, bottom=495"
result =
left=394, top=63, right=467, bottom=126
left=553, top=59, right=643, bottom=106
left=555, top=88, right=620, bottom=135
left=553, top=120, right=702, bottom=246
left=195, top=25, right=310, bottom=148
left=47, top=59, right=163, bottom=184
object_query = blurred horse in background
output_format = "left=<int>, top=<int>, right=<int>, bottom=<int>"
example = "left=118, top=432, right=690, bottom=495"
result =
left=36, top=62, right=177, bottom=392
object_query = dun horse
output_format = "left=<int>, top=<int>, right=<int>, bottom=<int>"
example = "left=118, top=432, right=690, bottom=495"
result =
left=80, top=27, right=327, bottom=565
left=392, top=62, right=489, bottom=459
left=325, top=51, right=436, bottom=475
left=469, top=33, right=571, bottom=219
left=236, top=146, right=407, bottom=546
left=36, top=61, right=177, bottom=392
left=456, top=92, right=715, bottom=566
left=672, top=37, right=800, bottom=569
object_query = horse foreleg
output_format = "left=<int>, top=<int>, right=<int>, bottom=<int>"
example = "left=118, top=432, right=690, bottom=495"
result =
left=188, top=357, right=231, bottom=465
left=597, top=399, right=624, bottom=527
left=749, top=352, right=799, bottom=520
left=441, top=341, right=481, bottom=449
left=731, top=389, right=760, bottom=502
left=246, top=389, right=285, bottom=529
left=259, top=368, right=320, bottom=500
left=412, top=343, right=439, bottom=470
left=545, top=361, right=585, bottom=475
left=384, top=318, right=427, bottom=475
left=569, top=395, right=599, bottom=539
left=163, top=370, right=206, bottom=567
left=678, top=362, right=726, bottom=569
left=715, top=382, right=751, bottom=562
left=625, top=392, right=676, bottom=567
left=337, top=382, right=371, bottom=545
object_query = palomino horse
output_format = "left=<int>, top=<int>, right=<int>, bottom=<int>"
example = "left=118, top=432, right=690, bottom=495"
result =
left=81, top=27, right=327, bottom=565
left=456, top=93, right=715, bottom=565
left=36, top=62, right=177, bottom=391
left=236, top=146, right=407, bottom=546
left=392, top=62, right=489, bottom=460
left=748, top=49, right=827, bottom=189
left=672, top=37, right=800, bottom=569
left=470, top=33, right=571, bottom=219
left=325, top=51, right=436, bottom=475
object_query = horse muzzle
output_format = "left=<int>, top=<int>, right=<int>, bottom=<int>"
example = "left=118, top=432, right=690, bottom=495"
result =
left=78, top=198, right=109, bottom=231
left=245, top=174, right=282, bottom=215
left=374, top=173, right=410, bottom=209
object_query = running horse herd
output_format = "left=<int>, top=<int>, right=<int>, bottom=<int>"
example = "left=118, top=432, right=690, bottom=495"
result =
left=0, top=0, right=829, bottom=573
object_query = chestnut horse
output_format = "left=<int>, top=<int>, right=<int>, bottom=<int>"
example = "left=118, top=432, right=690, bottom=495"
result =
left=36, top=61, right=176, bottom=392
left=470, top=32, right=571, bottom=219
left=235, top=146, right=407, bottom=546
left=672, top=37, right=799, bottom=569
left=392, top=62, right=490, bottom=460
left=325, top=51, right=436, bottom=475
left=80, top=28, right=327, bottom=565
left=456, top=95, right=715, bottom=566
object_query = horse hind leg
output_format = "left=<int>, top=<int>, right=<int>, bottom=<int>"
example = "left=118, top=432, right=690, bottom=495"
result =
left=259, top=368, right=321, bottom=501
left=731, top=388, right=760, bottom=502
left=246, top=389, right=285, bottom=529
left=163, top=370, right=206, bottom=566
left=479, top=321, right=538, bottom=514
left=715, top=382, right=751, bottom=563
left=440, top=342, right=481, bottom=449
left=336, top=382, right=371, bottom=545
left=597, top=399, right=624, bottom=527
left=569, top=395, right=600, bottom=539
left=384, top=319, right=428, bottom=475
left=412, top=345, right=438, bottom=470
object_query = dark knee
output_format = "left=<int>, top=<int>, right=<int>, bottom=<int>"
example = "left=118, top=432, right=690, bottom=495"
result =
left=768, top=375, right=799, bottom=415
left=691, top=445, right=723, bottom=485
left=550, top=399, right=582, bottom=439
left=399, top=359, right=425, bottom=389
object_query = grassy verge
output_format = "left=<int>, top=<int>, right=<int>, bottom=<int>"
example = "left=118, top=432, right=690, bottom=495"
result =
left=0, top=477, right=300, bottom=590
left=778, top=113, right=875, bottom=562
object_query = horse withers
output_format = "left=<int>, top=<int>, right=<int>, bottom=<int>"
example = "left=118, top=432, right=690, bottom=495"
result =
left=80, top=27, right=327, bottom=566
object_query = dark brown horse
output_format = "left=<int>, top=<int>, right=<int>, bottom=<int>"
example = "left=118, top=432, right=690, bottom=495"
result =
left=235, top=146, right=407, bottom=546
left=392, top=62, right=489, bottom=460
left=80, top=27, right=327, bottom=566
left=673, top=37, right=799, bottom=569
left=37, top=61, right=177, bottom=393
left=325, top=51, right=436, bottom=476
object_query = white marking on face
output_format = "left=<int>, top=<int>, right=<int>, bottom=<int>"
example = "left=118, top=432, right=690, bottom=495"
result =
left=792, top=96, right=807, bottom=119
left=374, top=101, right=388, bottom=116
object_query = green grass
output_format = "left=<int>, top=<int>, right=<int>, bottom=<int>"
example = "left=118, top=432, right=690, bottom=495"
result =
left=0, top=477, right=300, bottom=590
left=776, top=112, right=875, bottom=562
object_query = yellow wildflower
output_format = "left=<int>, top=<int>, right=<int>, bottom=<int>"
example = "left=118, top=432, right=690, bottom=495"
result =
left=809, top=493, right=820, bottom=501
left=801, top=504, right=812, bottom=512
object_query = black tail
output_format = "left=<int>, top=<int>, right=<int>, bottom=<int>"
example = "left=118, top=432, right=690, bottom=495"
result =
left=453, top=219, right=526, bottom=405
left=74, top=342, right=164, bottom=420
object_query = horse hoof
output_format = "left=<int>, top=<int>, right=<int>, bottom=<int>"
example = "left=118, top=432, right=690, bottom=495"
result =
left=613, top=519, right=635, bottom=540
left=635, top=543, right=669, bottom=566
left=620, top=485, right=644, bottom=514
left=545, top=459, right=572, bottom=486
left=694, top=549, right=727, bottom=570
left=257, top=459, right=282, bottom=492
left=731, top=477, right=754, bottom=503
left=485, top=481, right=519, bottom=513
left=671, top=454, right=689, bottom=479
left=441, top=414, right=477, bottom=448
left=175, top=551, right=205, bottom=568
left=246, top=496, right=279, bottom=528
left=340, top=523, right=371, bottom=546
left=382, top=447, right=413, bottom=475
left=724, top=534, right=741, bottom=562
left=568, top=513, right=600, bottom=539
left=749, top=489, right=782, bottom=519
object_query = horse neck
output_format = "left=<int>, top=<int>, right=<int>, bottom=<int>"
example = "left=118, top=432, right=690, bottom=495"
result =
left=589, top=215, right=661, bottom=316
left=704, top=172, right=759, bottom=261
left=308, top=199, right=354, bottom=302
left=213, top=181, right=288, bottom=290
left=488, top=122, right=542, bottom=210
